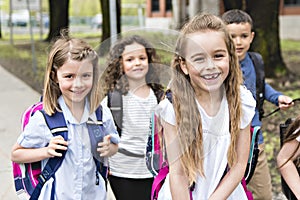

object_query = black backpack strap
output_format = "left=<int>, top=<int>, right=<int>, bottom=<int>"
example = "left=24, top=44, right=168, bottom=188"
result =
left=165, top=89, right=173, bottom=103
left=248, top=52, right=265, bottom=120
left=30, top=111, right=68, bottom=200
left=107, top=90, right=123, bottom=136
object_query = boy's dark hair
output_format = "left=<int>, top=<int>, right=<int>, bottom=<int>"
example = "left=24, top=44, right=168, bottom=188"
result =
left=221, top=9, right=253, bottom=30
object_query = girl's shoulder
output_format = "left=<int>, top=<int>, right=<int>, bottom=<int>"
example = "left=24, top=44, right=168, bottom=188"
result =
left=240, top=85, right=256, bottom=107
left=239, top=85, right=256, bottom=129
left=155, top=98, right=176, bottom=125
left=18, top=110, right=51, bottom=148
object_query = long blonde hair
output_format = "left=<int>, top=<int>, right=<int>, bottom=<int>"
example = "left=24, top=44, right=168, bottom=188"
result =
left=43, top=34, right=101, bottom=115
left=170, top=13, right=243, bottom=185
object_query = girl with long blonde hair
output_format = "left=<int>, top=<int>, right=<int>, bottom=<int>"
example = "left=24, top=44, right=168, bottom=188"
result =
left=155, top=13, right=256, bottom=199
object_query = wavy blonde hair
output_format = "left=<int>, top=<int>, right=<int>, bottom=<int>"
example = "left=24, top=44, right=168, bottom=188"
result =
left=169, top=13, right=243, bottom=185
left=43, top=34, right=101, bottom=115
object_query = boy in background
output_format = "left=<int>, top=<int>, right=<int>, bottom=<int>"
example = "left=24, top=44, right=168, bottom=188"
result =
left=222, top=9, right=294, bottom=200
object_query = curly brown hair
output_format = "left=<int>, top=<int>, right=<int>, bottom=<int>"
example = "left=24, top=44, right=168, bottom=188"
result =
left=101, top=35, right=164, bottom=100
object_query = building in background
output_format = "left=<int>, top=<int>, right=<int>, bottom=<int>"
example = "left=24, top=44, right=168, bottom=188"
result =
left=145, top=0, right=300, bottom=40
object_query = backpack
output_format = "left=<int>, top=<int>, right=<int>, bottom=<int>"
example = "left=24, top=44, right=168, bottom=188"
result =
left=241, top=52, right=265, bottom=183
left=248, top=52, right=265, bottom=121
left=145, top=90, right=254, bottom=200
left=107, top=89, right=163, bottom=158
left=107, top=89, right=164, bottom=136
left=13, top=100, right=107, bottom=200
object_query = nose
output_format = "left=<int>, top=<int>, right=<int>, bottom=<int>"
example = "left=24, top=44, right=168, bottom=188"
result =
left=205, top=58, right=215, bottom=70
left=74, top=77, right=83, bottom=87
left=134, top=58, right=141, bottom=65
left=235, top=37, right=241, bottom=45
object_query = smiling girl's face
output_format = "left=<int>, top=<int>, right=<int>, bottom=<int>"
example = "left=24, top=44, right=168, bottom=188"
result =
left=122, top=42, right=149, bottom=83
left=180, top=30, right=229, bottom=95
left=56, top=59, right=93, bottom=108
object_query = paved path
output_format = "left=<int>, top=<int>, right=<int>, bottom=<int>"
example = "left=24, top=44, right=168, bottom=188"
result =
left=0, top=65, right=116, bottom=200
left=0, top=66, right=40, bottom=199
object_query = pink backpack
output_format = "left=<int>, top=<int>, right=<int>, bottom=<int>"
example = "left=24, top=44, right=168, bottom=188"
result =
left=13, top=102, right=44, bottom=199
left=13, top=101, right=106, bottom=200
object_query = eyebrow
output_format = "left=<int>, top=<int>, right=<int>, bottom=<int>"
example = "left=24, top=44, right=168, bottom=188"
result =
left=215, top=49, right=227, bottom=53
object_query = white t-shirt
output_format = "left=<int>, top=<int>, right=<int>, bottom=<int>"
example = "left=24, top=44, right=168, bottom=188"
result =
left=102, top=89, right=158, bottom=178
left=155, top=86, right=256, bottom=200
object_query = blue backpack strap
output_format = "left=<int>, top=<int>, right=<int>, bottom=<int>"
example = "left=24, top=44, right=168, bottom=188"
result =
left=87, top=106, right=109, bottom=186
left=30, top=111, right=68, bottom=200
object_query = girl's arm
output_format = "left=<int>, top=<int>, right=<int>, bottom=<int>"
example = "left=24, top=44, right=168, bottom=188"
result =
left=163, top=120, right=190, bottom=200
left=11, top=135, right=68, bottom=163
left=277, top=139, right=300, bottom=199
left=209, top=124, right=251, bottom=200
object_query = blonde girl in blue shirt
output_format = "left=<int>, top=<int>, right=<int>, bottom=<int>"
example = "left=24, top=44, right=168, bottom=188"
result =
left=11, top=34, right=119, bottom=200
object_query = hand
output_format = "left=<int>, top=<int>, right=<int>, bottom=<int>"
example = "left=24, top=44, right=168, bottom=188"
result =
left=278, top=95, right=294, bottom=110
left=97, top=135, right=118, bottom=157
left=47, top=135, right=68, bottom=158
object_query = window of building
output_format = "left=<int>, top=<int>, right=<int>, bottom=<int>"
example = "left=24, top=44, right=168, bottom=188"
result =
left=152, top=0, right=159, bottom=11
left=284, top=0, right=300, bottom=6
left=166, top=0, right=172, bottom=11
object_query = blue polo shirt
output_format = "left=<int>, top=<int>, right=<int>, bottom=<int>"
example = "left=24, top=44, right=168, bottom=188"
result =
left=18, top=96, right=119, bottom=199
left=240, top=53, right=282, bottom=144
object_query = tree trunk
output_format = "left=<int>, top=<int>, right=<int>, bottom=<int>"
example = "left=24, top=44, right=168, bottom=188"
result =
left=223, top=0, right=286, bottom=78
left=247, top=0, right=285, bottom=77
left=101, top=0, right=110, bottom=43
left=99, top=0, right=122, bottom=55
left=46, top=0, right=69, bottom=42
left=117, top=0, right=121, bottom=34
left=223, top=0, right=245, bottom=10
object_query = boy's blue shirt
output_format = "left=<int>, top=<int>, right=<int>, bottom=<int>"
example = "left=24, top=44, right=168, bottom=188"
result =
left=240, top=52, right=282, bottom=144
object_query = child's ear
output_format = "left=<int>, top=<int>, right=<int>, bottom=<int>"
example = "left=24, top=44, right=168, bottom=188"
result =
left=51, top=71, right=58, bottom=83
left=250, top=31, right=255, bottom=43
left=180, top=60, right=189, bottom=75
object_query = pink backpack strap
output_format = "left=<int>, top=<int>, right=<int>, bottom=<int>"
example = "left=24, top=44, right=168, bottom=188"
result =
left=151, top=166, right=169, bottom=200
left=21, top=102, right=43, bottom=130
left=241, top=177, right=253, bottom=200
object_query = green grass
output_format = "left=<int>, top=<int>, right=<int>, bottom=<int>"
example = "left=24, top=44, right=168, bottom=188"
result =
left=281, top=39, right=300, bottom=51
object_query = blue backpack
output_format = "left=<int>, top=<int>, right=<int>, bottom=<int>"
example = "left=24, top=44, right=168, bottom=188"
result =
left=13, top=102, right=107, bottom=200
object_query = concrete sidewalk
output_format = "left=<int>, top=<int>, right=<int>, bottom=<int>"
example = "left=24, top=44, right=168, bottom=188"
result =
left=0, top=65, right=116, bottom=200
left=0, top=66, right=40, bottom=199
